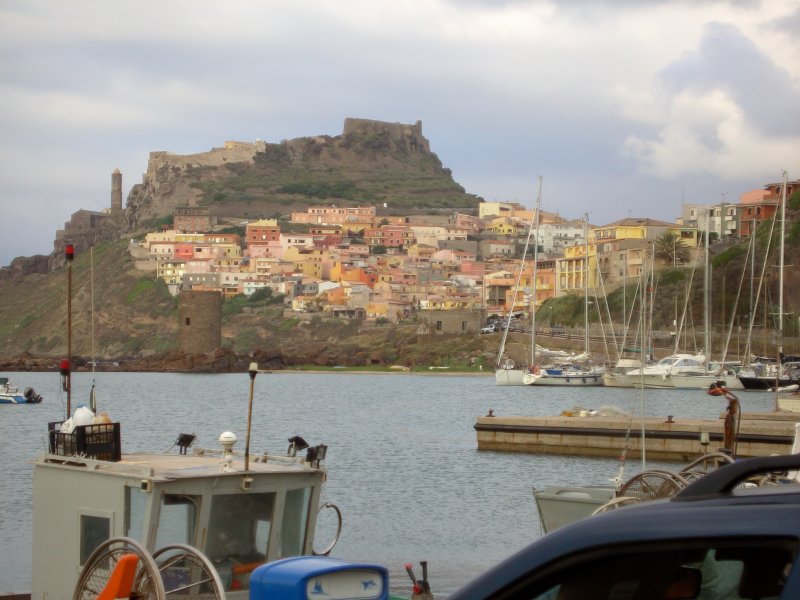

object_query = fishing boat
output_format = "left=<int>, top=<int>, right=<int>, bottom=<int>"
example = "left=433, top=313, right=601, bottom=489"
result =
left=30, top=364, right=348, bottom=600
left=0, top=377, right=42, bottom=404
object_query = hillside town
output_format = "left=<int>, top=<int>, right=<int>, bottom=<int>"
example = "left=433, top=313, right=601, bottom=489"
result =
left=56, top=173, right=798, bottom=334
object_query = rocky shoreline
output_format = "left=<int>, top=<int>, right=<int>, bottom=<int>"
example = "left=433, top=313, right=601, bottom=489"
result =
left=0, top=349, right=491, bottom=375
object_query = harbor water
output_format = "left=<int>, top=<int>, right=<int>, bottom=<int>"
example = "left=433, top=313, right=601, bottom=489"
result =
left=0, top=371, right=778, bottom=595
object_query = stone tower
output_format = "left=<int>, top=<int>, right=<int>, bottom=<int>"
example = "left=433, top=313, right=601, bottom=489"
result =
left=179, top=290, right=222, bottom=354
left=111, top=168, right=123, bottom=222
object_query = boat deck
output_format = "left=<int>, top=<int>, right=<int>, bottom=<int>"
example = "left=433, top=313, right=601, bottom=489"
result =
left=38, top=449, right=319, bottom=480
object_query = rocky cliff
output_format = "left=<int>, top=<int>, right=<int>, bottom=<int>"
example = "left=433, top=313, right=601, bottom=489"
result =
left=125, top=118, right=480, bottom=231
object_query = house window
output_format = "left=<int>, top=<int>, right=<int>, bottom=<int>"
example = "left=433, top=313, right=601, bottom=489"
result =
left=436, top=321, right=443, bottom=331
left=462, top=321, right=467, bottom=331
left=185, top=317, right=190, bottom=326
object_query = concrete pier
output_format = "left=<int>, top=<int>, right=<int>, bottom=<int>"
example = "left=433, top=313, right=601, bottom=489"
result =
left=475, top=412, right=800, bottom=461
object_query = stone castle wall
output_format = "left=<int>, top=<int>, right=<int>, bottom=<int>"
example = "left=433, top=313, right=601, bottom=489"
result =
left=144, top=139, right=265, bottom=181
left=343, top=118, right=430, bottom=153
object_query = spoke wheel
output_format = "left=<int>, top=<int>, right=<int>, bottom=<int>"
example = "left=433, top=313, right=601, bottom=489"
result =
left=73, top=536, right=165, bottom=600
left=152, top=544, right=226, bottom=600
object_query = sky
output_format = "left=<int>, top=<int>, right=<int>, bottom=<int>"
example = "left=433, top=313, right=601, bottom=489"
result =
left=1, top=0, right=798, bottom=267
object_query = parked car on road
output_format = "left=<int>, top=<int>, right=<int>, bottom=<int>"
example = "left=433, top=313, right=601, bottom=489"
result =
left=448, top=454, right=800, bottom=600
left=480, top=324, right=496, bottom=334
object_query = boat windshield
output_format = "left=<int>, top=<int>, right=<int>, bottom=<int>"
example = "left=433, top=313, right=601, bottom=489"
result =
left=155, top=494, right=201, bottom=548
left=205, top=492, right=276, bottom=590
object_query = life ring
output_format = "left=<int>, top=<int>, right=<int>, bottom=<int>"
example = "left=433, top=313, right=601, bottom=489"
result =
left=313, top=502, right=343, bottom=556
left=531, top=366, right=540, bottom=375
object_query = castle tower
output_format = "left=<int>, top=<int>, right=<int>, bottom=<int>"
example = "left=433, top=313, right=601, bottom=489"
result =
left=111, top=168, right=123, bottom=219
left=179, top=290, right=222, bottom=354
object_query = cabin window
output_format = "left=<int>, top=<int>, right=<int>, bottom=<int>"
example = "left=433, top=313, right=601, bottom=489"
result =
left=124, top=486, right=147, bottom=539
left=156, top=494, right=200, bottom=548
left=279, top=487, right=312, bottom=558
left=79, top=513, right=111, bottom=565
left=205, top=492, right=276, bottom=588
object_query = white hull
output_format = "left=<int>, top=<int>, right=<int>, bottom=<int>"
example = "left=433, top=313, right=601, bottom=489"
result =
left=667, top=373, right=745, bottom=390
left=495, top=368, right=527, bottom=386
left=533, top=485, right=616, bottom=533
left=602, top=373, right=636, bottom=387
left=524, top=371, right=604, bottom=386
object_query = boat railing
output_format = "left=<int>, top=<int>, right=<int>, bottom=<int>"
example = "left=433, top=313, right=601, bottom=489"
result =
left=192, top=445, right=328, bottom=469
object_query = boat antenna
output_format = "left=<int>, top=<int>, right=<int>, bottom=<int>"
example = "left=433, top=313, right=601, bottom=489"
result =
left=244, top=361, right=259, bottom=471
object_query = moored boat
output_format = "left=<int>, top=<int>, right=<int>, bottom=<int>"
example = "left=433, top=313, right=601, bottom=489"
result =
left=0, top=377, right=42, bottom=404
left=523, top=361, right=604, bottom=386
left=30, top=366, right=344, bottom=600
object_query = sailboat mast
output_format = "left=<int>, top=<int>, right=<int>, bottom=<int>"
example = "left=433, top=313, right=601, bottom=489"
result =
left=777, top=170, right=787, bottom=407
left=584, top=213, right=589, bottom=355
left=531, top=176, right=543, bottom=365
left=704, top=208, right=711, bottom=371
left=90, top=244, right=97, bottom=412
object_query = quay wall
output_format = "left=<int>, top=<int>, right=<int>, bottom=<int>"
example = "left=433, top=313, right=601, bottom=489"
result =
left=475, top=413, right=800, bottom=461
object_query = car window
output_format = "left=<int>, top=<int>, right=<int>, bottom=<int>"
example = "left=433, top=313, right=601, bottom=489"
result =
left=503, top=539, right=797, bottom=600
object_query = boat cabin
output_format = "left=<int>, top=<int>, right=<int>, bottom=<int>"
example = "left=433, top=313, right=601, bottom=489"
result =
left=31, top=423, right=330, bottom=600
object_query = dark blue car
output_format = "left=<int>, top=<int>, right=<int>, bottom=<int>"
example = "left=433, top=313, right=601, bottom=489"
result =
left=448, top=455, right=800, bottom=600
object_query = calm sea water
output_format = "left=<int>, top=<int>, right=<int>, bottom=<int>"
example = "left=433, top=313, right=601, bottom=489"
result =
left=0, top=371, right=777, bottom=595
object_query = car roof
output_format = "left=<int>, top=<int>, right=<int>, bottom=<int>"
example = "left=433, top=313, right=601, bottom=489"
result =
left=448, top=455, right=800, bottom=600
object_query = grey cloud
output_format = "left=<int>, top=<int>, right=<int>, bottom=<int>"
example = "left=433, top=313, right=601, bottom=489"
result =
left=660, top=21, right=800, bottom=137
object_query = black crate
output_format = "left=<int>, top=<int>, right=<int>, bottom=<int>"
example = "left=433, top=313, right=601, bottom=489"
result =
left=48, top=421, right=121, bottom=462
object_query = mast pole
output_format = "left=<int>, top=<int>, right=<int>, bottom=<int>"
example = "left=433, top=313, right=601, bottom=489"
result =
left=531, top=176, right=542, bottom=365
left=639, top=249, right=647, bottom=470
left=776, top=171, right=787, bottom=408
left=704, top=208, right=711, bottom=371
left=584, top=213, right=589, bottom=355
left=66, top=244, right=74, bottom=419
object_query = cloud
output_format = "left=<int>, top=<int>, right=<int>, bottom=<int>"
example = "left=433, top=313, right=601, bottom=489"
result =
left=620, top=21, right=800, bottom=181
left=1, top=1, right=799, bottom=266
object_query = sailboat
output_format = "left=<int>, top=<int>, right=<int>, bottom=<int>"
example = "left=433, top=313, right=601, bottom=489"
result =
left=602, top=253, right=650, bottom=388
left=738, top=173, right=799, bottom=391
left=524, top=214, right=604, bottom=386
left=658, top=219, right=743, bottom=390
left=495, top=177, right=550, bottom=386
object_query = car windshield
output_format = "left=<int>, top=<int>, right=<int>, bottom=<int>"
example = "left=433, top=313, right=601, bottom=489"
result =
left=513, top=539, right=798, bottom=600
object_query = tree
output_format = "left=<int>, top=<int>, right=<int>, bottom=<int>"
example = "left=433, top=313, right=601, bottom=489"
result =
left=372, top=244, right=387, bottom=255
left=655, top=231, right=691, bottom=265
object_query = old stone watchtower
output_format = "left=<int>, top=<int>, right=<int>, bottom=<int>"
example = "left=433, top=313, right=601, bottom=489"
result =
left=178, top=290, right=222, bottom=354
